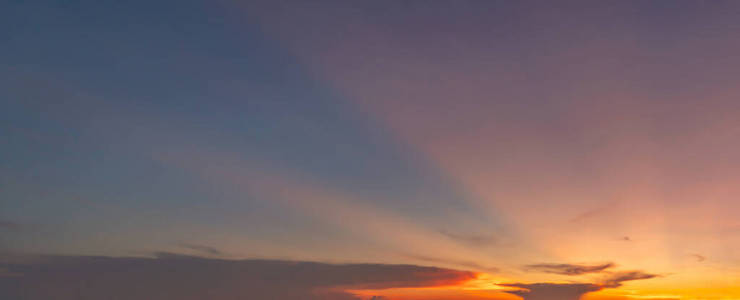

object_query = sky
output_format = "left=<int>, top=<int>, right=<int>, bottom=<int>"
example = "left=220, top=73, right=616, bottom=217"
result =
left=2, top=0, right=740, bottom=299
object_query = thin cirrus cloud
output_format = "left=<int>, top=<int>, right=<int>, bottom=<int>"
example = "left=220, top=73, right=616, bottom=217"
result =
left=600, top=270, right=659, bottom=288
left=0, top=253, right=477, bottom=300
left=177, top=243, right=226, bottom=257
left=689, top=254, right=706, bottom=262
left=402, top=253, right=499, bottom=273
left=524, top=262, right=615, bottom=276
left=438, top=230, right=498, bottom=247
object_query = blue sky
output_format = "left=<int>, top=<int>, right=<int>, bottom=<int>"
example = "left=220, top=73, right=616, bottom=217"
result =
left=3, top=1, right=740, bottom=299
left=1, top=0, right=498, bottom=258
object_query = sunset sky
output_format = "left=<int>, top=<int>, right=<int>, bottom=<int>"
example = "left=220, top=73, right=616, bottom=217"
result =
left=2, top=1, right=740, bottom=299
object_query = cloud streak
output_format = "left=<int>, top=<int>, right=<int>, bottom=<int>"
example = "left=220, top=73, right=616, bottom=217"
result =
left=601, top=270, right=659, bottom=288
left=178, top=243, right=225, bottom=257
left=439, top=230, right=498, bottom=247
left=403, top=253, right=499, bottom=273
left=689, top=254, right=706, bottom=262
left=524, top=262, right=615, bottom=275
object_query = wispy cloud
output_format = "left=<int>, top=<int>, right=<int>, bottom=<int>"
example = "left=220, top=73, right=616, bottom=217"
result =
left=569, top=202, right=618, bottom=223
left=689, top=254, right=706, bottom=262
left=601, top=270, right=659, bottom=288
left=524, top=262, right=615, bottom=275
left=403, top=253, right=499, bottom=273
left=438, top=230, right=498, bottom=247
left=178, top=243, right=225, bottom=257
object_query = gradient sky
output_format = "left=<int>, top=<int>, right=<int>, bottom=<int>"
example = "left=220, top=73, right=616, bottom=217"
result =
left=2, top=1, right=740, bottom=299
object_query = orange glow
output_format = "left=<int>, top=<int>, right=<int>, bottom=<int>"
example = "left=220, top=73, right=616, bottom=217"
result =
left=348, top=273, right=525, bottom=300
left=345, top=269, right=740, bottom=300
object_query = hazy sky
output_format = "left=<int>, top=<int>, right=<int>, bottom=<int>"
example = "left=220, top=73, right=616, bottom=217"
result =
left=2, top=1, right=740, bottom=299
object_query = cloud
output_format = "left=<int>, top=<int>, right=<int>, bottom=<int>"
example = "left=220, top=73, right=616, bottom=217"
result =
left=178, top=243, right=225, bottom=256
left=403, top=253, right=499, bottom=273
left=439, top=230, right=498, bottom=247
left=568, top=203, right=617, bottom=223
left=524, top=262, right=615, bottom=275
left=0, top=253, right=476, bottom=300
left=501, top=283, right=602, bottom=300
left=501, top=269, right=659, bottom=300
left=689, top=254, right=706, bottom=262
left=601, top=271, right=659, bottom=288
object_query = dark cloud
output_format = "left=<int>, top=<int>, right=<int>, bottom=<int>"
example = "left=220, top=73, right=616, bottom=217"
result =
left=178, top=243, right=225, bottom=256
left=524, top=262, right=615, bottom=275
left=690, top=254, right=706, bottom=262
left=0, top=253, right=476, bottom=300
left=601, top=270, right=659, bottom=288
left=439, top=230, right=498, bottom=247
left=501, top=283, right=602, bottom=300
left=502, top=269, right=659, bottom=300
